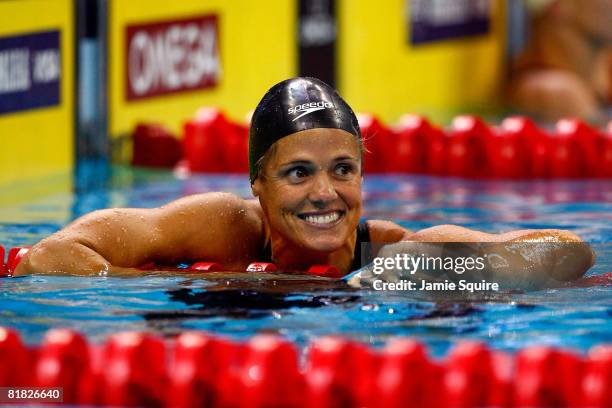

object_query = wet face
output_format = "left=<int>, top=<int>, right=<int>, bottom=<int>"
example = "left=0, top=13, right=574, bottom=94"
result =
left=252, top=128, right=362, bottom=253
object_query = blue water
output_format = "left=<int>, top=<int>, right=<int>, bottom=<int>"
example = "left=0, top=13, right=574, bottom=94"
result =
left=0, top=161, right=611, bottom=356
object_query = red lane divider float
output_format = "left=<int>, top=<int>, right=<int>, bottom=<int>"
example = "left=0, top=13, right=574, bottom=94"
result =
left=132, top=123, right=182, bottom=168
left=358, top=113, right=394, bottom=173
left=582, top=345, right=612, bottom=407
left=600, top=121, right=612, bottom=178
left=0, top=327, right=610, bottom=407
left=0, top=245, right=5, bottom=276
left=182, top=108, right=248, bottom=173
left=447, top=115, right=492, bottom=178
left=0, top=246, right=29, bottom=277
left=499, top=116, right=550, bottom=179
left=245, top=262, right=278, bottom=272
left=0, top=247, right=343, bottom=279
left=3, top=244, right=612, bottom=284
left=375, top=338, right=438, bottom=408
left=35, top=329, right=92, bottom=405
left=136, top=110, right=611, bottom=178
left=189, top=262, right=222, bottom=272
left=102, top=332, right=167, bottom=407
left=7, top=247, right=29, bottom=274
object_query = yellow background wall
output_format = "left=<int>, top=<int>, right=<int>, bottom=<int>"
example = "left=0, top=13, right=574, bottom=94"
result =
left=0, top=0, right=74, bottom=190
left=338, top=0, right=506, bottom=124
left=0, top=0, right=507, bottom=194
left=109, top=0, right=296, bottom=137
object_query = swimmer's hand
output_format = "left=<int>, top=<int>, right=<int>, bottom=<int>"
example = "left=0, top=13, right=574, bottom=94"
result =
left=348, top=226, right=595, bottom=291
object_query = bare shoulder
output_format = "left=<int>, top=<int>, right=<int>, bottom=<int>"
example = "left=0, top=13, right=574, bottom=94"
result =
left=155, top=192, right=265, bottom=262
left=157, top=192, right=257, bottom=221
left=157, top=192, right=264, bottom=232
left=365, top=220, right=411, bottom=243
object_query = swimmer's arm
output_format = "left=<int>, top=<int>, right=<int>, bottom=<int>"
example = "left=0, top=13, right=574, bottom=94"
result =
left=366, top=220, right=411, bottom=242
left=13, top=208, right=162, bottom=276
left=351, top=223, right=594, bottom=289
left=405, top=225, right=595, bottom=283
left=14, top=192, right=262, bottom=276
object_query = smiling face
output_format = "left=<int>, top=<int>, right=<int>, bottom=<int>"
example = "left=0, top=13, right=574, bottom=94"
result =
left=252, top=128, right=362, bottom=253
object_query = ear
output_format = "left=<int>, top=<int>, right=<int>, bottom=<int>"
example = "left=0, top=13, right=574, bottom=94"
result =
left=251, top=178, right=262, bottom=197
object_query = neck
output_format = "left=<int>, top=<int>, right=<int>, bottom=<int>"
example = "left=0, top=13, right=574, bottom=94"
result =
left=265, top=225, right=357, bottom=275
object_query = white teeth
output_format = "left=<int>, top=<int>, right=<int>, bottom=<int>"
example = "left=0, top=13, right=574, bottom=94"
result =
left=304, top=212, right=341, bottom=225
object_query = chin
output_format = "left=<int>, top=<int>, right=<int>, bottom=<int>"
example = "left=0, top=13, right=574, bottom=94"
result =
left=300, top=235, right=346, bottom=253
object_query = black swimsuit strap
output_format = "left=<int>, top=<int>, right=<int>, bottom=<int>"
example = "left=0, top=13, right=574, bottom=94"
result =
left=260, top=221, right=370, bottom=272
left=351, top=221, right=371, bottom=271
left=261, top=235, right=273, bottom=263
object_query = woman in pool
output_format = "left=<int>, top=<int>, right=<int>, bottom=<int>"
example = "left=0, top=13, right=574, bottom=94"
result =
left=14, top=77, right=594, bottom=287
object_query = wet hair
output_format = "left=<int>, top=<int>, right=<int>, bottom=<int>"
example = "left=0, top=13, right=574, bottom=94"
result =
left=249, top=77, right=361, bottom=183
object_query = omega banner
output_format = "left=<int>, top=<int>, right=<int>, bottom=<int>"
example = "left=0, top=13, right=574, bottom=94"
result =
left=125, top=14, right=220, bottom=101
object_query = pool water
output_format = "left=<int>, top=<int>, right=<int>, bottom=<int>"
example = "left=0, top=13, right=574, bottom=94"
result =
left=0, top=161, right=610, bottom=356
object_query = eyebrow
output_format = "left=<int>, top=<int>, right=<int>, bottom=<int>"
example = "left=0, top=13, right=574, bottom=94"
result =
left=278, top=160, right=314, bottom=169
left=278, top=155, right=358, bottom=168
left=332, top=155, right=359, bottom=162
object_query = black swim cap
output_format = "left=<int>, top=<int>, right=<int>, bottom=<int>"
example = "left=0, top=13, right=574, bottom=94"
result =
left=249, top=77, right=361, bottom=183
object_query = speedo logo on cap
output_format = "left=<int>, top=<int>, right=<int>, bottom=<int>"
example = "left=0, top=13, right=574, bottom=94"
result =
left=288, top=101, right=333, bottom=121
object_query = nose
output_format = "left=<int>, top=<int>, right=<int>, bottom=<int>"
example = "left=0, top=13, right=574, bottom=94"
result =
left=308, top=173, right=338, bottom=205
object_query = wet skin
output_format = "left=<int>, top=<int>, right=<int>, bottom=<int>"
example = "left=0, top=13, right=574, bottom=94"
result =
left=252, top=129, right=363, bottom=272
left=14, top=129, right=595, bottom=287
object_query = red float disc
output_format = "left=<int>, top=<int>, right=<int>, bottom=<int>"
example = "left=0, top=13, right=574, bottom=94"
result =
left=100, top=332, right=167, bottom=407
left=307, top=265, right=342, bottom=278
left=6, top=247, right=29, bottom=275
left=358, top=114, right=392, bottom=173
left=189, top=262, right=222, bottom=272
left=0, top=245, right=6, bottom=276
left=246, top=262, right=277, bottom=272
left=553, top=118, right=601, bottom=178
left=447, top=115, right=490, bottom=178
left=486, top=122, right=527, bottom=179
left=35, top=329, right=91, bottom=404
left=387, top=114, right=432, bottom=173
left=501, top=116, right=550, bottom=179
left=376, top=339, right=434, bottom=408
left=239, top=335, right=301, bottom=408
left=183, top=108, right=227, bottom=173
left=0, top=327, right=30, bottom=387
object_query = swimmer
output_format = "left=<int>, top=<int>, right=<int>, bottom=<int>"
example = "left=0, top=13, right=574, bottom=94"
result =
left=14, top=77, right=595, bottom=288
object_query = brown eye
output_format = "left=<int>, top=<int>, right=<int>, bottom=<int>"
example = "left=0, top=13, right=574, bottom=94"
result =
left=334, top=163, right=354, bottom=177
left=287, top=166, right=310, bottom=182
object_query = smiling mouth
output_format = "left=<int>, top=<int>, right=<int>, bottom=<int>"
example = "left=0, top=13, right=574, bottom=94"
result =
left=297, top=210, right=345, bottom=227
